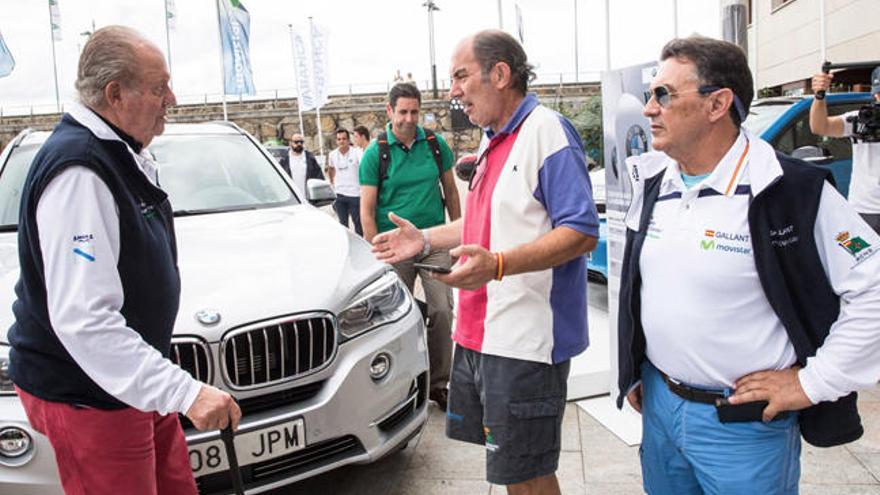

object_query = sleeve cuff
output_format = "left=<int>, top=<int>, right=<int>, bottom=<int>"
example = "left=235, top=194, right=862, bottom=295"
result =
left=798, top=365, right=839, bottom=405
left=177, top=380, right=204, bottom=416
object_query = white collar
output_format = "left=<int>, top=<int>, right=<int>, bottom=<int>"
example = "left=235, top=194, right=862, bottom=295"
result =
left=66, top=102, right=160, bottom=186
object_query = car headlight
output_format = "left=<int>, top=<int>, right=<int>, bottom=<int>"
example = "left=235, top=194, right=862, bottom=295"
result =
left=0, top=344, right=13, bottom=396
left=338, top=272, right=412, bottom=341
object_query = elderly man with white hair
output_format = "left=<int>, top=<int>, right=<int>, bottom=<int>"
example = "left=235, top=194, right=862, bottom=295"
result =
left=8, top=25, right=240, bottom=494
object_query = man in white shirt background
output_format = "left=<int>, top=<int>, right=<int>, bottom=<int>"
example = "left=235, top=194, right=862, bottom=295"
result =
left=810, top=67, right=880, bottom=234
left=279, top=132, right=324, bottom=196
left=327, top=128, right=363, bottom=235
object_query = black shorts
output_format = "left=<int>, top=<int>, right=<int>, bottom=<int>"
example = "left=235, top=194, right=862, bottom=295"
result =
left=445, top=346, right=570, bottom=485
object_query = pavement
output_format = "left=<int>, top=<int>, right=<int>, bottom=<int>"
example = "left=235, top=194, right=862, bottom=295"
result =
left=278, top=386, right=880, bottom=495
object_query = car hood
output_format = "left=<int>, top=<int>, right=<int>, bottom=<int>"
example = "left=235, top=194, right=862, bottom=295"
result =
left=0, top=205, right=389, bottom=343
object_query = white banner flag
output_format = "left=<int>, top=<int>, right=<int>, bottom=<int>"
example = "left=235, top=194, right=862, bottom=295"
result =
left=292, top=29, right=316, bottom=111
left=165, top=0, right=176, bottom=30
left=309, top=22, right=329, bottom=109
left=515, top=2, right=524, bottom=44
left=49, top=0, right=62, bottom=41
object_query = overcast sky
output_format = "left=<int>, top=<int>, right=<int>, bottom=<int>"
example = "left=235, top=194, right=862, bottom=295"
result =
left=0, top=0, right=721, bottom=114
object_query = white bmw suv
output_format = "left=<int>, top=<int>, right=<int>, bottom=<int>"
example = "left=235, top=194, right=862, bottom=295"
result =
left=0, top=122, right=429, bottom=494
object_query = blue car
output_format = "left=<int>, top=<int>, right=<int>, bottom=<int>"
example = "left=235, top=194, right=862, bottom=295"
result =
left=743, top=92, right=874, bottom=197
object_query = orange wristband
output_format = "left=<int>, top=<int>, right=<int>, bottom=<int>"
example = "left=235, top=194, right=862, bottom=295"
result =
left=495, top=252, right=505, bottom=281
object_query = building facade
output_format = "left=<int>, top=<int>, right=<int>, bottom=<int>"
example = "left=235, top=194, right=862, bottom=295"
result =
left=747, top=0, right=880, bottom=96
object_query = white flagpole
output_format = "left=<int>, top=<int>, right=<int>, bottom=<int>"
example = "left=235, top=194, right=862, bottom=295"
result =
left=309, top=17, right=324, bottom=159
left=214, top=0, right=227, bottom=121
left=288, top=24, right=306, bottom=137
left=573, top=0, right=578, bottom=82
left=604, top=0, right=611, bottom=71
left=164, top=0, right=173, bottom=87
left=48, top=1, right=61, bottom=113
left=673, top=0, right=679, bottom=38
left=819, top=0, right=827, bottom=63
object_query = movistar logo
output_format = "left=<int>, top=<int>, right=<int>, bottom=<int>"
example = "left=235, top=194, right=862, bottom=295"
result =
left=700, top=228, right=750, bottom=255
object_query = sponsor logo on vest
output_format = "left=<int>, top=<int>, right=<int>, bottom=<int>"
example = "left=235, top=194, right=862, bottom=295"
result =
left=836, top=231, right=876, bottom=264
left=700, top=228, right=751, bottom=255
left=769, top=224, right=799, bottom=248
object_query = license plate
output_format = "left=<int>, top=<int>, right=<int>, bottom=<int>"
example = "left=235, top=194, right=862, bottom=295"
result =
left=189, top=418, right=306, bottom=478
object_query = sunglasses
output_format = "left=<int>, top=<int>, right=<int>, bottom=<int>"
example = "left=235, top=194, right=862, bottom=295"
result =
left=643, top=84, right=720, bottom=108
left=292, top=140, right=304, bottom=145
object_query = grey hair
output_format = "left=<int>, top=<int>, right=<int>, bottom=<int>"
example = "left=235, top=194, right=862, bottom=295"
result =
left=472, top=30, right=535, bottom=95
left=75, top=26, right=152, bottom=109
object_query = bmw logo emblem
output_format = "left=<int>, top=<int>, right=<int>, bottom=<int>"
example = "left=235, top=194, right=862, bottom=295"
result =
left=196, top=309, right=221, bottom=326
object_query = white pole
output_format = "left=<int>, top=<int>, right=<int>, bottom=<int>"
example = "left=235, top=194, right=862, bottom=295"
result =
left=309, top=17, right=325, bottom=158
left=163, top=0, right=173, bottom=88
left=604, top=0, right=611, bottom=71
left=753, top=0, right=759, bottom=94
left=673, top=0, right=679, bottom=38
left=819, top=0, right=827, bottom=63
left=47, top=2, right=60, bottom=113
left=288, top=24, right=306, bottom=137
left=214, top=0, right=228, bottom=121
left=497, top=0, right=503, bottom=29
left=574, top=0, right=579, bottom=82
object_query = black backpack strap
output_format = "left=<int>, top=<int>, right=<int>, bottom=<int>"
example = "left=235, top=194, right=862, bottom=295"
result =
left=423, top=129, right=444, bottom=178
left=376, top=131, right=391, bottom=193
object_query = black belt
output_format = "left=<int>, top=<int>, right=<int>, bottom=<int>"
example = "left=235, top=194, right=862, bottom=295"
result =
left=660, top=370, right=725, bottom=405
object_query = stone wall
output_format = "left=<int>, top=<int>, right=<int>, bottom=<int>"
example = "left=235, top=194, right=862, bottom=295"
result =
left=0, top=82, right=598, bottom=155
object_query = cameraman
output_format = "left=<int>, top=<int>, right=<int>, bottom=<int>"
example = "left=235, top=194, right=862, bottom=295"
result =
left=810, top=68, right=880, bottom=233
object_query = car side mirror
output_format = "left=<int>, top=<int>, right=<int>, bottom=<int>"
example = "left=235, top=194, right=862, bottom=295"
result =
left=306, top=178, right=336, bottom=207
left=791, top=145, right=833, bottom=163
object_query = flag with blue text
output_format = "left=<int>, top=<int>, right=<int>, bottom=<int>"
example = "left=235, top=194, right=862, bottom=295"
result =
left=49, top=0, right=62, bottom=41
left=309, top=22, right=329, bottom=109
left=291, top=29, right=316, bottom=111
left=0, top=29, right=15, bottom=77
left=217, top=0, right=255, bottom=95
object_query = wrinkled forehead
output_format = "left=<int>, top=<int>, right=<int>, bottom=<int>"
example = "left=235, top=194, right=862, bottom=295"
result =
left=651, top=57, right=700, bottom=89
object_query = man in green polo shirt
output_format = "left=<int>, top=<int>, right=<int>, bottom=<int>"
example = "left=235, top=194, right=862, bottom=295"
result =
left=360, top=82, right=461, bottom=410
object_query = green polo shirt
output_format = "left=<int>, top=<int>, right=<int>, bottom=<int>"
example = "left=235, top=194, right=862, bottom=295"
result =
left=359, top=124, right=454, bottom=233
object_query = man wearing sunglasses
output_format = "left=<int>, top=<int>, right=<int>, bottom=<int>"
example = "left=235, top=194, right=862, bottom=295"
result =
left=279, top=132, right=324, bottom=194
left=617, top=36, right=880, bottom=494
left=371, top=30, right=599, bottom=495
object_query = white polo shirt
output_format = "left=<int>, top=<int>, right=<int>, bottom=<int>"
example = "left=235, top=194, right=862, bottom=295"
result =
left=628, top=131, right=880, bottom=404
left=327, top=146, right=361, bottom=197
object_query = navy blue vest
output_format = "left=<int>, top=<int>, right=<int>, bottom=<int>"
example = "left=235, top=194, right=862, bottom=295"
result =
left=8, top=114, right=181, bottom=410
left=617, top=152, right=862, bottom=447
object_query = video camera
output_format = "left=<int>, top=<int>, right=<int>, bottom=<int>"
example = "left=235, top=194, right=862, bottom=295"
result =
left=846, top=102, right=880, bottom=143
left=818, top=60, right=880, bottom=142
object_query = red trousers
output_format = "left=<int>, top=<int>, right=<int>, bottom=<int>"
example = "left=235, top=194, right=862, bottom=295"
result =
left=17, top=387, right=198, bottom=495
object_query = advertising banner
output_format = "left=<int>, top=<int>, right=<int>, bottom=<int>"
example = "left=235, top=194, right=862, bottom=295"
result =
left=218, top=0, right=255, bottom=96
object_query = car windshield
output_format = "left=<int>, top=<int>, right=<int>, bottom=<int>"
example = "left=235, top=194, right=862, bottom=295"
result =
left=742, top=101, right=795, bottom=136
left=0, top=133, right=297, bottom=229
left=150, top=134, right=296, bottom=214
